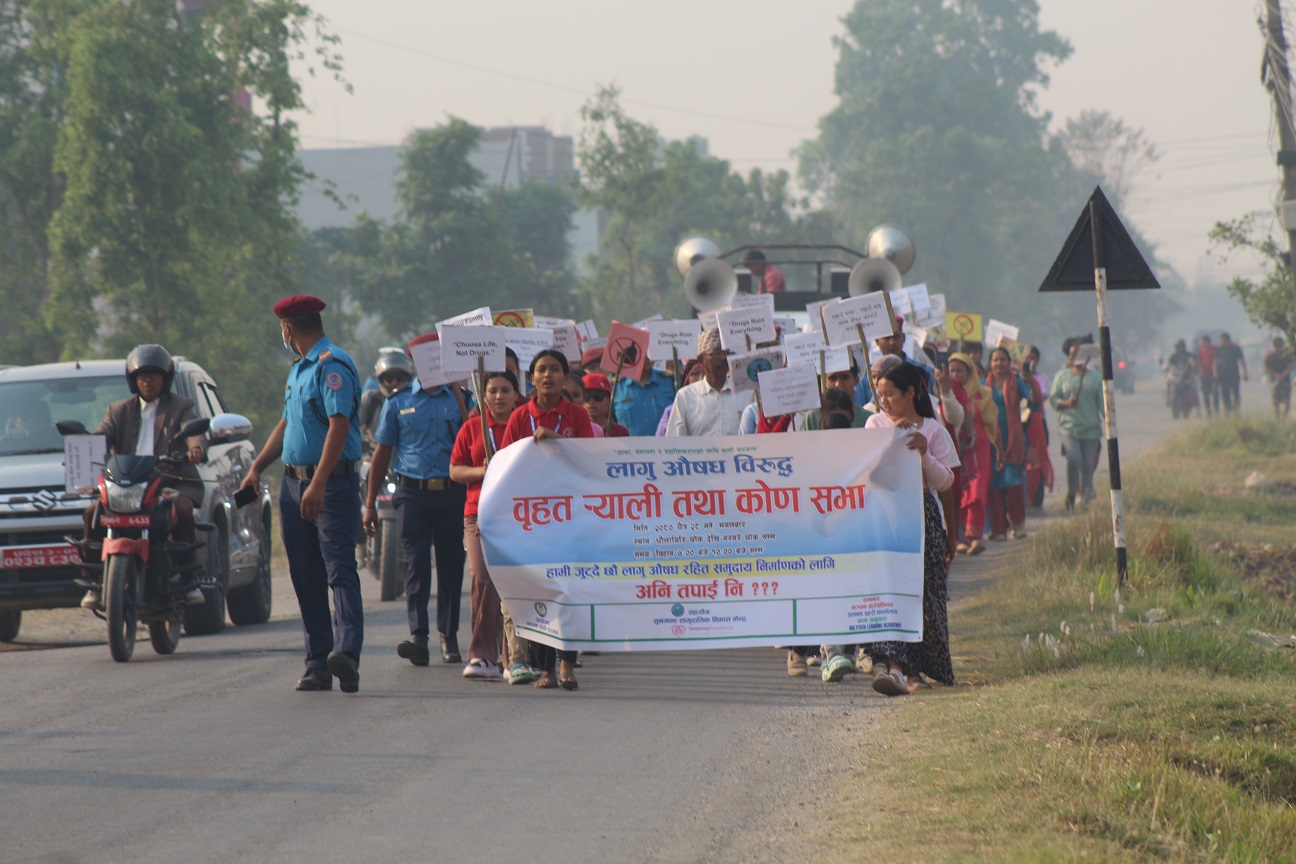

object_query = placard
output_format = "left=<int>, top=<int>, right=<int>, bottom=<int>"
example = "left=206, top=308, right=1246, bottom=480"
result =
left=997, top=337, right=1031, bottom=365
left=914, top=292, right=946, bottom=327
left=806, top=298, right=837, bottom=332
left=730, top=293, right=776, bottom=314
left=602, top=321, right=650, bottom=379
left=888, top=288, right=912, bottom=317
left=646, top=319, right=702, bottom=361
left=945, top=311, right=983, bottom=343
left=728, top=348, right=785, bottom=393
left=783, top=330, right=828, bottom=370
left=821, top=343, right=859, bottom=375
left=904, top=283, right=931, bottom=313
left=436, top=306, right=492, bottom=332
left=439, top=324, right=507, bottom=373
left=1073, top=343, right=1102, bottom=365
left=493, top=308, right=535, bottom=328
left=757, top=365, right=822, bottom=416
left=821, top=292, right=895, bottom=346
left=505, top=328, right=556, bottom=373
left=64, top=434, right=106, bottom=494
left=697, top=309, right=721, bottom=331
left=716, top=305, right=776, bottom=351
left=575, top=319, right=599, bottom=342
left=409, top=336, right=468, bottom=390
left=534, top=316, right=581, bottom=363
left=773, top=315, right=799, bottom=337
left=984, top=319, right=1020, bottom=352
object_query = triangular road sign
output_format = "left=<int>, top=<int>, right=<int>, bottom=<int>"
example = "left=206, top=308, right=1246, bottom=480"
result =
left=1039, top=186, right=1160, bottom=292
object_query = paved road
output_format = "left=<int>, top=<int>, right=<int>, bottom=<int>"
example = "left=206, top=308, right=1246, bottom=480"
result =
left=0, top=376, right=1266, bottom=863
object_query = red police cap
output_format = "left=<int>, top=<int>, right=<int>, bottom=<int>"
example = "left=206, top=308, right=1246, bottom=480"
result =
left=580, top=346, right=604, bottom=368
left=582, top=372, right=612, bottom=393
left=273, top=294, right=327, bottom=318
left=407, top=332, right=439, bottom=351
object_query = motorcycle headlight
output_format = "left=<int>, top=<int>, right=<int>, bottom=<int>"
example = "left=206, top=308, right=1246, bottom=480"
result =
left=106, top=482, right=147, bottom=512
left=385, top=481, right=396, bottom=494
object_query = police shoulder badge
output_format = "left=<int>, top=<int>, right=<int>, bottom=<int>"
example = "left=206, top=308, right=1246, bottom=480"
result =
left=326, top=371, right=344, bottom=391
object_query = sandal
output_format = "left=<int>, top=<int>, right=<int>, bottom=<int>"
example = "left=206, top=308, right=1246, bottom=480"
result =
left=871, top=666, right=908, bottom=697
left=534, top=672, right=557, bottom=689
left=559, top=674, right=579, bottom=691
left=967, top=539, right=985, bottom=555
left=955, top=542, right=969, bottom=554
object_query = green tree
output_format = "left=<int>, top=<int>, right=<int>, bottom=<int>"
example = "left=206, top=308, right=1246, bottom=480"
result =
left=498, top=180, right=583, bottom=318
left=799, top=0, right=1078, bottom=331
left=1209, top=215, right=1296, bottom=350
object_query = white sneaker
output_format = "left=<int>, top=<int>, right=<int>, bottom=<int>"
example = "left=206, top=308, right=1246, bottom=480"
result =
left=80, top=590, right=102, bottom=611
left=463, top=658, right=503, bottom=680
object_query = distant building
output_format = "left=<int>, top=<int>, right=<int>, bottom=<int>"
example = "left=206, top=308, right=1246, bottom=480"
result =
left=297, top=125, right=600, bottom=272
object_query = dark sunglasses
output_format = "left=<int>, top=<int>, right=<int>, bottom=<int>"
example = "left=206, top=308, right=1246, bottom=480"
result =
left=586, top=391, right=610, bottom=402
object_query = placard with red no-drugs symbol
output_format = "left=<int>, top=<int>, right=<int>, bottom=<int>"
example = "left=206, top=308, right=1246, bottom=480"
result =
left=944, top=311, right=982, bottom=342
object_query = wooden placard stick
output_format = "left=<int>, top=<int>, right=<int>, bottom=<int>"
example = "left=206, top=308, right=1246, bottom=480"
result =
left=477, top=355, right=494, bottom=463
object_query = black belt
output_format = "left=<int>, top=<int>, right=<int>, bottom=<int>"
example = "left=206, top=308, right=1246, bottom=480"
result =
left=283, top=461, right=358, bottom=482
left=394, top=474, right=452, bottom=491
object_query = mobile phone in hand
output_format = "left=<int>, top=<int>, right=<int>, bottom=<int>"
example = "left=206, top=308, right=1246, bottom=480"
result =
left=233, top=486, right=257, bottom=509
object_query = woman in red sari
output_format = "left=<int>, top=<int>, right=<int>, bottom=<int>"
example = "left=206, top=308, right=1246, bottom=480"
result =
left=947, top=353, right=996, bottom=554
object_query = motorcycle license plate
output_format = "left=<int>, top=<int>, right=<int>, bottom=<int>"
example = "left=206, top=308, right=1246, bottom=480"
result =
left=100, top=513, right=151, bottom=528
left=1, top=543, right=80, bottom=569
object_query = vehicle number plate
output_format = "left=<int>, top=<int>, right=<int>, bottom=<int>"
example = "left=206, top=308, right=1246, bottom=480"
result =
left=100, top=514, right=151, bottom=528
left=1, top=543, right=80, bottom=569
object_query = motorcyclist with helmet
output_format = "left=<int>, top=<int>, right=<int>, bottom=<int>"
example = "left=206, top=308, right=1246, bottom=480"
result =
left=79, top=345, right=208, bottom=610
left=359, top=350, right=415, bottom=457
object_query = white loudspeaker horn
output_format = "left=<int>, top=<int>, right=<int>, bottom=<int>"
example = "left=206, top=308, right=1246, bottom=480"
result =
left=865, top=224, right=916, bottom=275
left=683, top=258, right=738, bottom=311
left=847, top=258, right=903, bottom=297
left=673, top=236, right=721, bottom=279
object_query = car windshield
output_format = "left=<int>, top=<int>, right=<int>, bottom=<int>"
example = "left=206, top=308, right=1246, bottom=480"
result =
left=0, top=375, right=127, bottom=457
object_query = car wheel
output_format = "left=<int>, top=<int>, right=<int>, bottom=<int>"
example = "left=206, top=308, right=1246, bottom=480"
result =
left=228, top=513, right=272, bottom=626
left=0, top=610, right=20, bottom=643
left=379, top=520, right=401, bottom=602
left=184, top=522, right=227, bottom=635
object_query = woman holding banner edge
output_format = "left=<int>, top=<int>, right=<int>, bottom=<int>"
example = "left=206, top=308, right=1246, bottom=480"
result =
left=498, top=349, right=594, bottom=691
left=861, top=362, right=959, bottom=695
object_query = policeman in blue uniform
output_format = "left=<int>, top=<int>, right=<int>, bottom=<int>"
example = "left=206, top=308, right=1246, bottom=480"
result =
left=364, top=332, right=469, bottom=665
left=241, top=295, right=364, bottom=693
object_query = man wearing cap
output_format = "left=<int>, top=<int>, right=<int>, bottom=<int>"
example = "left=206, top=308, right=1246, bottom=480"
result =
left=741, top=250, right=786, bottom=294
left=665, top=328, right=754, bottom=437
left=580, top=345, right=604, bottom=376
left=364, top=334, right=471, bottom=666
left=241, top=295, right=365, bottom=693
left=583, top=373, right=628, bottom=437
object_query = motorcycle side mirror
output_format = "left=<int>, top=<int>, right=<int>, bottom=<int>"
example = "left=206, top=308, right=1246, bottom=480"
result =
left=208, top=412, right=253, bottom=442
left=175, top=417, right=211, bottom=442
left=55, top=419, right=89, bottom=437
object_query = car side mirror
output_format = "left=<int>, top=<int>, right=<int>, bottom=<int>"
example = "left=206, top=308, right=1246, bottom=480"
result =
left=178, top=417, right=211, bottom=440
left=55, top=419, right=89, bottom=437
left=209, top=413, right=253, bottom=443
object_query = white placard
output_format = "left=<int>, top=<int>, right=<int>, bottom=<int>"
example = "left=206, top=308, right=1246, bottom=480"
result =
left=821, top=343, right=859, bottom=375
left=929, top=293, right=946, bottom=319
left=439, top=324, right=507, bottom=373
left=984, top=319, right=1020, bottom=349
left=575, top=319, right=599, bottom=342
left=409, top=339, right=467, bottom=390
left=821, top=293, right=895, bottom=346
left=728, top=349, right=785, bottom=393
left=505, top=328, right=556, bottom=373
left=1073, top=343, right=1102, bottom=365
left=904, top=283, right=931, bottom=313
left=64, top=434, right=106, bottom=494
left=583, top=336, right=607, bottom=352
left=773, top=315, right=799, bottom=336
left=783, top=330, right=828, bottom=369
left=806, top=298, right=838, bottom=332
left=914, top=292, right=945, bottom=327
left=646, top=319, right=702, bottom=361
left=730, top=293, right=776, bottom=313
left=888, top=288, right=912, bottom=317
left=757, top=366, right=822, bottom=416
left=906, top=325, right=930, bottom=347
left=716, top=305, right=776, bottom=351
left=535, top=316, right=581, bottom=363
left=696, top=308, right=720, bottom=331
left=632, top=313, right=664, bottom=330
left=435, top=306, right=492, bottom=333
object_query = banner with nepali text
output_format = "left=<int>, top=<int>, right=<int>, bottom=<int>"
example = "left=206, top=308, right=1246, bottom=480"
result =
left=478, top=429, right=926, bottom=651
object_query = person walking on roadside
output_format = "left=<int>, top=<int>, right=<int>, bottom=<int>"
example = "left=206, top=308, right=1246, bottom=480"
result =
left=364, top=333, right=470, bottom=668
left=1213, top=332, right=1248, bottom=414
left=863, top=361, right=959, bottom=695
left=1050, top=337, right=1106, bottom=511
left=947, top=353, right=996, bottom=555
left=241, top=295, right=364, bottom=694
left=1263, top=336, right=1292, bottom=421
left=984, top=346, right=1040, bottom=541
left=1197, top=335, right=1219, bottom=417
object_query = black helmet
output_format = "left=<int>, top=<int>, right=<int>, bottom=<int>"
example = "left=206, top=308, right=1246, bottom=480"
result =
left=125, top=344, right=175, bottom=395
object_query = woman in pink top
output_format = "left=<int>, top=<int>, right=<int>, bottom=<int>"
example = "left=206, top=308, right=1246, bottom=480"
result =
left=864, top=362, right=960, bottom=695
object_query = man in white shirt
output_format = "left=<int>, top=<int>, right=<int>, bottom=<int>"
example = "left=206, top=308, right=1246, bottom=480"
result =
left=665, top=328, right=754, bottom=437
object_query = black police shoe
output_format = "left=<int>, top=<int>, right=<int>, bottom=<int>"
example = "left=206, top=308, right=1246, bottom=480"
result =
left=440, top=634, right=461, bottom=664
left=295, top=668, right=332, bottom=692
left=326, top=651, right=360, bottom=694
left=397, top=638, right=430, bottom=667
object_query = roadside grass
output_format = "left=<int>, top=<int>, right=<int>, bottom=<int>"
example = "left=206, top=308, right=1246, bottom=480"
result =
left=825, top=418, right=1296, bottom=862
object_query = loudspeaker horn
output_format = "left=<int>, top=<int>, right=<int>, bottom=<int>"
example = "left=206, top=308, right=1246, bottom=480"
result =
left=683, top=257, right=738, bottom=311
left=865, top=224, right=916, bottom=275
left=673, top=236, right=721, bottom=279
left=847, top=257, right=903, bottom=297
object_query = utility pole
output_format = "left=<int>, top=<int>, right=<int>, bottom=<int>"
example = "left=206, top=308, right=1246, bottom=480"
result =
left=1263, top=0, right=1296, bottom=315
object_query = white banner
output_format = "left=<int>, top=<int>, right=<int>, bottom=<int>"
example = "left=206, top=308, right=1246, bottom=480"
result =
left=478, top=431, right=926, bottom=651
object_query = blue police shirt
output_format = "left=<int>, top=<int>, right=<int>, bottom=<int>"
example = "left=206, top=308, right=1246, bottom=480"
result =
left=614, top=369, right=677, bottom=437
left=855, top=352, right=937, bottom=407
left=282, top=336, right=362, bottom=466
left=373, top=378, right=464, bottom=479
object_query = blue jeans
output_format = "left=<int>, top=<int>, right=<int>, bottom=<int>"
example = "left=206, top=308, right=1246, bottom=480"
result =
left=280, top=471, right=363, bottom=669
left=1063, top=435, right=1102, bottom=506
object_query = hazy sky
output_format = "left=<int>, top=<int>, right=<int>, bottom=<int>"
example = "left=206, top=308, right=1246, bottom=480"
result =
left=292, top=1, right=1278, bottom=286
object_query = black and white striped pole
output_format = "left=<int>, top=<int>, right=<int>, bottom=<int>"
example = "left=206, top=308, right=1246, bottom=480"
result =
left=1090, top=201, right=1127, bottom=585
left=1039, top=187, right=1159, bottom=589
